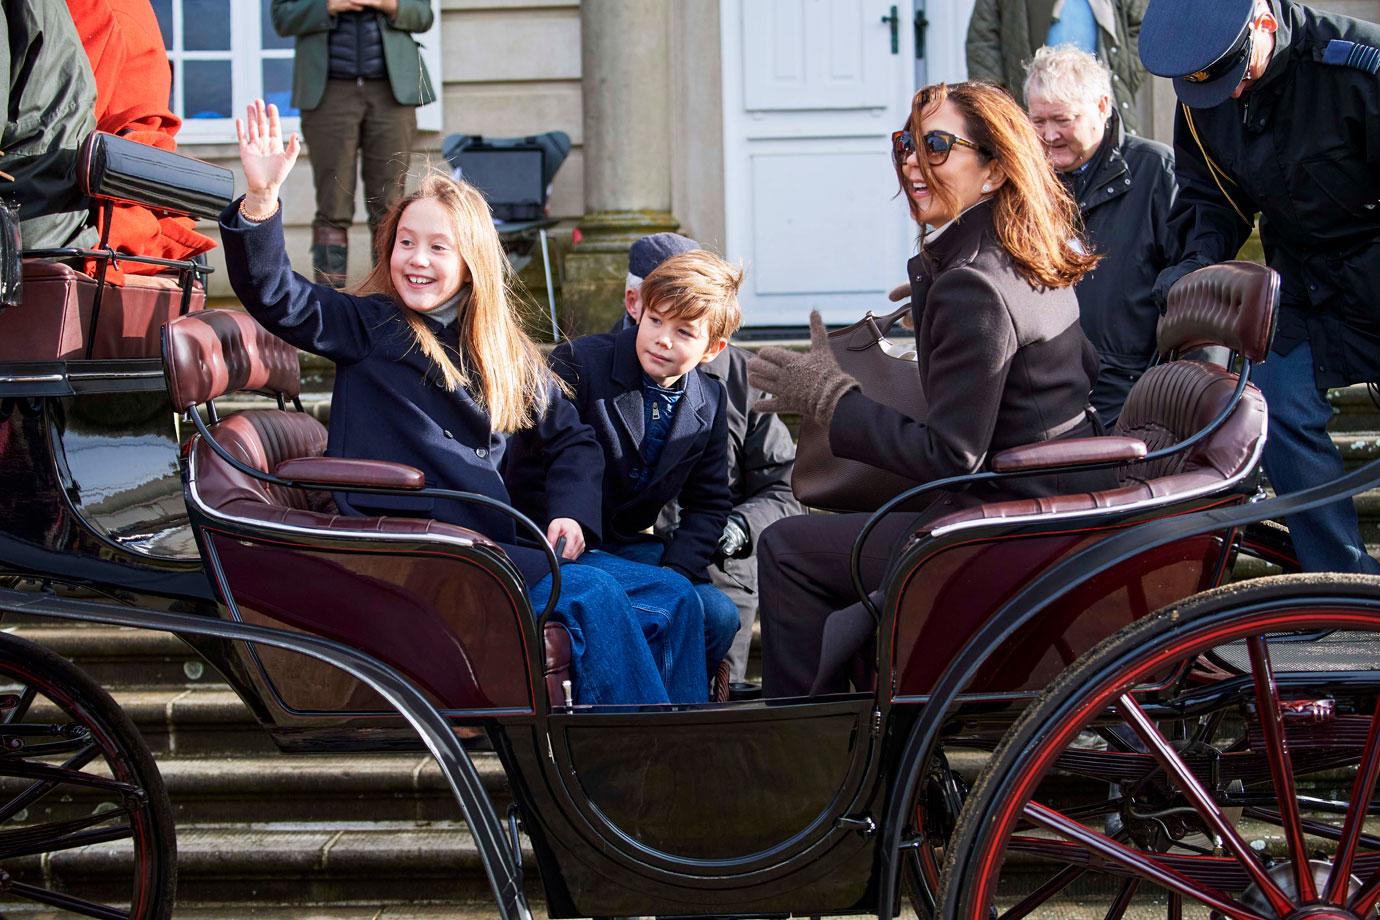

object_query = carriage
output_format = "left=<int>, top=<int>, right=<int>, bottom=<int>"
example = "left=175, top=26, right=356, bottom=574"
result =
left=2, top=132, right=1379, bottom=920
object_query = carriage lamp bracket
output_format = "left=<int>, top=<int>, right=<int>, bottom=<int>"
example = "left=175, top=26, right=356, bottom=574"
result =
left=836, top=814, right=877, bottom=836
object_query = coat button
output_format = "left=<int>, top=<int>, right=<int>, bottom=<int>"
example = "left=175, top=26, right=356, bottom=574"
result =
left=1105, top=187, right=1115, bottom=195
left=1124, top=178, right=1131, bottom=186
left=475, top=448, right=488, bottom=458
left=443, top=430, right=454, bottom=439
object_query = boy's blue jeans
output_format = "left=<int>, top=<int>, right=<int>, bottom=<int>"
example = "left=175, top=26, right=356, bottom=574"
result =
left=572, top=547, right=714, bottom=703
left=597, top=540, right=740, bottom=676
left=530, top=565, right=669, bottom=706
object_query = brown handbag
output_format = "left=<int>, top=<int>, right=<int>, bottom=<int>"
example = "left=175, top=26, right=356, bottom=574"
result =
left=791, top=304, right=930, bottom=512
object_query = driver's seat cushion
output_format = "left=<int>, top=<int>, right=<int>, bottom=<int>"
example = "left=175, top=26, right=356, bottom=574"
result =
left=0, top=259, right=204, bottom=361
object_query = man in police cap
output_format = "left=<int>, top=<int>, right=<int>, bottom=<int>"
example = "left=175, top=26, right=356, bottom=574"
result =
left=1141, top=0, right=1380, bottom=575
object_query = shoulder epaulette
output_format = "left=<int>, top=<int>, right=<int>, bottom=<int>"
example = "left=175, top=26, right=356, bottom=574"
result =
left=1322, top=39, right=1380, bottom=75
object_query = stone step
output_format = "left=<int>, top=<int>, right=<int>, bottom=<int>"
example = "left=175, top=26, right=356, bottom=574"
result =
left=0, top=623, right=211, bottom=688
left=96, top=685, right=277, bottom=756
left=20, top=822, right=525, bottom=908
left=160, top=753, right=507, bottom=825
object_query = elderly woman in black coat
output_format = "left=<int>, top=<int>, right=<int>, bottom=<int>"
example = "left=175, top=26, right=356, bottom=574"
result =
left=749, top=81, right=1110, bottom=698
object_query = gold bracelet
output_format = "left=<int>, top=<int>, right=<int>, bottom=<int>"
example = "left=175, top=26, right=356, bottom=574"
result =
left=239, top=198, right=280, bottom=223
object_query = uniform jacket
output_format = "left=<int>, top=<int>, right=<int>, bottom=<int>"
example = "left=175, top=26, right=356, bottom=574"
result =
left=533, top=328, right=733, bottom=583
left=829, top=198, right=1109, bottom=518
left=218, top=199, right=602, bottom=588
left=271, top=0, right=436, bottom=110
left=1065, top=110, right=1182, bottom=421
left=966, top=0, right=1147, bottom=132
left=1153, top=0, right=1380, bottom=389
left=654, top=345, right=802, bottom=594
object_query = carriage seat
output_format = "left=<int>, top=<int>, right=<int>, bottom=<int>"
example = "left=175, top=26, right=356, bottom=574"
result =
left=163, top=309, right=572, bottom=709
left=0, top=259, right=205, bottom=361
left=925, top=260, right=1276, bottom=533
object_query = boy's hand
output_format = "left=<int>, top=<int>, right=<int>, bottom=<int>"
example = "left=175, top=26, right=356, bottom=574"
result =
left=547, top=518, right=585, bottom=560
left=235, top=99, right=301, bottom=219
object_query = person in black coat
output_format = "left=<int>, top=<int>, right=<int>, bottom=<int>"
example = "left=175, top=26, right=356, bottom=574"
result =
left=1025, top=44, right=1184, bottom=425
left=1140, top=0, right=1380, bottom=576
left=220, top=99, right=697, bottom=707
left=613, top=233, right=803, bottom=688
left=749, top=82, right=1110, bottom=698
left=512, top=251, right=745, bottom=700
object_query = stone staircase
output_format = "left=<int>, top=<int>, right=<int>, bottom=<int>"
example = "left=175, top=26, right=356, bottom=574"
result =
left=5, top=361, right=1380, bottom=916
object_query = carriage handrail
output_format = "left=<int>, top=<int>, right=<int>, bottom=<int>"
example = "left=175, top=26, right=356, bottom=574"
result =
left=873, top=452, right=1380, bottom=920
left=20, top=247, right=215, bottom=276
left=848, top=360, right=1253, bottom=620
left=0, top=583, right=532, bottom=920
left=184, top=407, right=564, bottom=628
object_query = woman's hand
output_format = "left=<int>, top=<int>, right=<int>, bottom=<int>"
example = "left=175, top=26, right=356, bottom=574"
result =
left=547, top=518, right=585, bottom=560
left=235, top=99, right=301, bottom=220
left=748, top=310, right=859, bottom=428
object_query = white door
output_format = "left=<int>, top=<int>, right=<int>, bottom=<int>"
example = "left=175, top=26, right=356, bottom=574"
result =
left=721, top=0, right=919, bottom=326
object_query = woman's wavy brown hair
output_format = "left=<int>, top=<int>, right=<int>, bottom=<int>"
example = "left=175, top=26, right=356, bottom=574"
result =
left=354, top=173, right=559, bottom=434
left=897, top=81, right=1098, bottom=289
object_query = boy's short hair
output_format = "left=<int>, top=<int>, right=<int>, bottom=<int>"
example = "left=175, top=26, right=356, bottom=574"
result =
left=639, top=250, right=744, bottom=342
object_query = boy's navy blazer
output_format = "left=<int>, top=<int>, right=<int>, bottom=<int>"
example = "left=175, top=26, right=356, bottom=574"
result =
left=546, top=327, right=732, bottom=582
left=218, top=200, right=602, bottom=588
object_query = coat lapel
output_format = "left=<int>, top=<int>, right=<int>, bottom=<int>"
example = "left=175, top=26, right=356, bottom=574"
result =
left=610, top=328, right=646, bottom=450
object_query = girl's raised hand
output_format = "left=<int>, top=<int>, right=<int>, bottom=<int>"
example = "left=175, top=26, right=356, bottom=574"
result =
left=235, top=99, right=301, bottom=219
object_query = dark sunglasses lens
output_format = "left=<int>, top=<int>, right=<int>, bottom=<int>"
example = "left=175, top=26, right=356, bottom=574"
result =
left=923, top=131, right=955, bottom=162
left=892, top=130, right=914, bottom=162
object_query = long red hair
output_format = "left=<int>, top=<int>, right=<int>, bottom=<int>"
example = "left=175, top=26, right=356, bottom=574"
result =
left=897, top=82, right=1097, bottom=289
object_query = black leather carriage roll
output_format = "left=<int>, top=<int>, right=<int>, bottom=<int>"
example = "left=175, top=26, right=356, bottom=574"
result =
left=78, top=131, right=234, bottom=220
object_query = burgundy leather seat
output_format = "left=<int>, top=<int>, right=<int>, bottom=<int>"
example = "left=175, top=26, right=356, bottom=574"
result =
left=163, top=309, right=572, bottom=713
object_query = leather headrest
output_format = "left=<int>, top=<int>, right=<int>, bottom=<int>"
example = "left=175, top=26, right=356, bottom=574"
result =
left=1157, top=261, right=1279, bottom=363
left=162, top=309, right=300, bottom=410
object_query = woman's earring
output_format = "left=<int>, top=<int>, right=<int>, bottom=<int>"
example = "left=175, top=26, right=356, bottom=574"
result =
left=981, top=183, right=991, bottom=193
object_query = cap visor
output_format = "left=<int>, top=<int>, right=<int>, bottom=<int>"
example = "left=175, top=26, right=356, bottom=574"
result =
left=1172, top=56, right=1251, bottom=108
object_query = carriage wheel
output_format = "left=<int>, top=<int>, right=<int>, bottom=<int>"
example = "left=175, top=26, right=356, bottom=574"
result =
left=938, top=574, right=1380, bottom=920
left=0, top=631, right=176, bottom=918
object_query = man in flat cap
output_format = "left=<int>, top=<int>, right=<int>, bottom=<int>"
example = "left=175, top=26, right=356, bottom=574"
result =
left=1141, top=0, right=1380, bottom=575
left=616, top=233, right=802, bottom=695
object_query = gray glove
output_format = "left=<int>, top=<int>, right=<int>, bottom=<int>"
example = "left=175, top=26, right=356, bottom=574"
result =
left=747, top=310, right=859, bottom=429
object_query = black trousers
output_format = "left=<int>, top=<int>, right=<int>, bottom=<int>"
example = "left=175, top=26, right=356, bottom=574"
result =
left=756, top=510, right=926, bottom=698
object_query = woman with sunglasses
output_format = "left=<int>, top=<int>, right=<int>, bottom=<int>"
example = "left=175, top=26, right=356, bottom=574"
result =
left=748, top=81, right=1110, bottom=698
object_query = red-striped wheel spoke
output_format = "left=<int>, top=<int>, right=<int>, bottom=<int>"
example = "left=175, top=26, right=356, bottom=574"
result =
left=1117, top=692, right=1296, bottom=916
left=1246, top=635, right=1316, bottom=902
left=1328, top=696, right=1380, bottom=905
left=999, top=864, right=1087, bottom=920
left=1022, top=801, right=1268, bottom=920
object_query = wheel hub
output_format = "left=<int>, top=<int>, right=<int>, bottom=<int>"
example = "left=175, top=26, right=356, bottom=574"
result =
left=1238, top=860, right=1364, bottom=919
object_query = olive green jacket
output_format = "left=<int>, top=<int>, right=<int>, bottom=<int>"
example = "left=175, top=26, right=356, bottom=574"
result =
left=271, top=0, right=436, bottom=111
left=965, top=0, right=1147, bottom=132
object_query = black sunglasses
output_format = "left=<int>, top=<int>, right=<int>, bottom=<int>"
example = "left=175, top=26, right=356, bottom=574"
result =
left=892, top=129, right=989, bottom=167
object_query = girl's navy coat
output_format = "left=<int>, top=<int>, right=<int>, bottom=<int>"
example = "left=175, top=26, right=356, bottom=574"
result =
left=218, top=200, right=603, bottom=587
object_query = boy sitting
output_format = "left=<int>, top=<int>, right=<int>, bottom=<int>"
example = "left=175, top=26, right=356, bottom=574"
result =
left=549, top=251, right=744, bottom=693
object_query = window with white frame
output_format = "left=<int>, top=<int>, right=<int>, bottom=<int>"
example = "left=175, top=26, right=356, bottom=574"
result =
left=153, top=0, right=443, bottom=144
